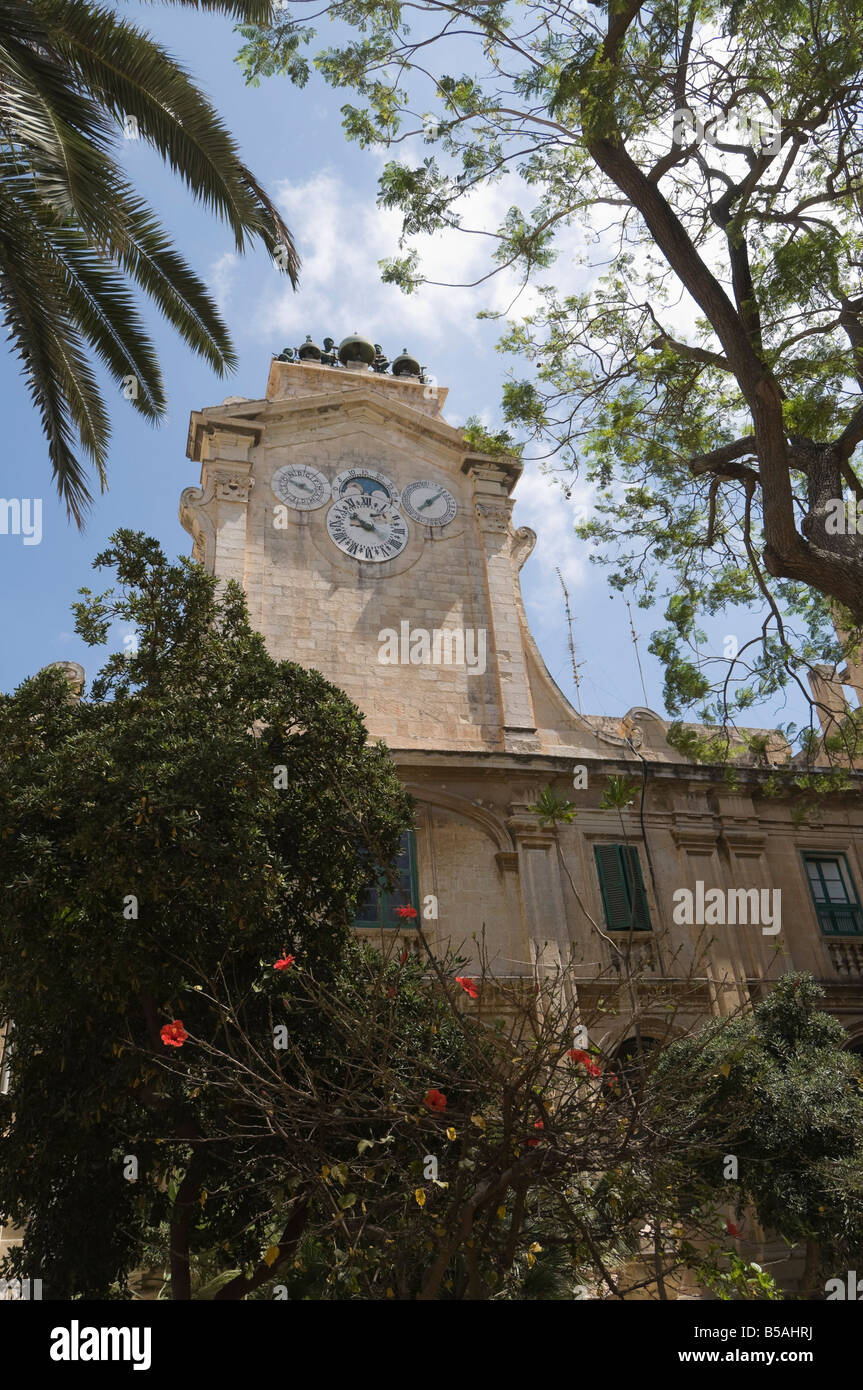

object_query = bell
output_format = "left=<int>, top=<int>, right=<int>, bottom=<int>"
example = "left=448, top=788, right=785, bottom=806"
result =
left=391, top=348, right=421, bottom=377
left=297, top=335, right=322, bottom=361
left=338, top=332, right=376, bottom=366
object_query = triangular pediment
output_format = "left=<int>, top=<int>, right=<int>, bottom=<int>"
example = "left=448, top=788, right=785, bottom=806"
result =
left=187, top=385, right=469, bottom=464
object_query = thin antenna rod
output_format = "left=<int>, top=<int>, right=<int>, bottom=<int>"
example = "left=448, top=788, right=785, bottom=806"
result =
left=626, top=596, right=649, bottom=707
left=556, top=567, right=583, bottom=715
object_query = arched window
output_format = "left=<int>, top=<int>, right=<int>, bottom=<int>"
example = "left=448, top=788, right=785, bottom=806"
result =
left=608, top=1034, right=663, bottom=1100
left=613, top=1035, right=663, bottom=1073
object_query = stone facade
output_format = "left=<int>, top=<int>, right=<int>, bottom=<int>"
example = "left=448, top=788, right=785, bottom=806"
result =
left=178, top=356, right=863, bottom=1295
left=180, top=357, right=863, bottom=1045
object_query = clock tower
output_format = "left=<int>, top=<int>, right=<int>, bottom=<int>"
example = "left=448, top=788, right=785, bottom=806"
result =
left=180, top=340, right=559, bottom=758
left=178, top=335, right=863, bottom=1147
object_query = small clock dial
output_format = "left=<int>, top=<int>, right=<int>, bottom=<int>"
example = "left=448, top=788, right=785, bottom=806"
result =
left=271, top=463, right=331, bottom=510
left=331, top=467, right=399, bottom=509
left=401, top=480, right=458, bottom=527
left=326, top=495, right=409, bottom=563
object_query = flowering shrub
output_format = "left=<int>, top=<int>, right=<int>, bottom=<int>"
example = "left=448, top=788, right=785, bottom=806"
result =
left=568, top=1048, right=602, bottom=1078
left=160, top=1020, right=187, bottom=1048
left=424, top=1088, right=447, bottom=1113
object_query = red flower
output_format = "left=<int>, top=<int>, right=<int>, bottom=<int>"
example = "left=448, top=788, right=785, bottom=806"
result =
left=396, top=904, right=418, bottom=919
left=273, top=954, right=295, bottom=971
left=456, top=976, right=479, bottom=999
left=725, top=1220, right=743, bottom=1238
left=527, top=1119, right=544, bottom=1147
left=424, top=1088, right=447, bottom=1113
left=567, top=1048, right=602, bottom=1077
left=160, top=1020, right=187, bottom=1048
left=399, top=948, right=408, bottom=966
left=387, top=985, right=398, bottom=998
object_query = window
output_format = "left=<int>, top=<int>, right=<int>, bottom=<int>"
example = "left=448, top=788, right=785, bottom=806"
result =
left=594, top=843, right=652, bottom=931
left=803, top=854, right=863, bottom=935
left=353, top=830, right=419, bottom=928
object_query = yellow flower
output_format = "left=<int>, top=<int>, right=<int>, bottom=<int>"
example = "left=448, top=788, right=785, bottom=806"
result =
left=414, top=1188, right=426, bottom=1207
left=446, top=1127, right=457, bottom=1141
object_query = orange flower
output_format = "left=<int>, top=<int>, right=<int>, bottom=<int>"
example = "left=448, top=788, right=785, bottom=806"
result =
left=273, top=954, right=295, bottom=971
left=424, top=1088, right=447, bottom=1113
left=456, top=977, right=479, bottom=999
left=160, top=1020, right=187, bottom=1048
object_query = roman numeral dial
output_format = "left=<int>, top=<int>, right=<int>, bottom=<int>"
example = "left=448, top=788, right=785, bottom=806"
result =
left=326, top=495, right=409, bottom=563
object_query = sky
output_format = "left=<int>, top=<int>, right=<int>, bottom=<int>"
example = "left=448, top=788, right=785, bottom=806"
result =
left=0, top=4, right=815, bottom=729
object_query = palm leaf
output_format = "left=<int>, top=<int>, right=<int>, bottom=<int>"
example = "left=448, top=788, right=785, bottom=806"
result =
left=0, top=0, right=299, bottom=520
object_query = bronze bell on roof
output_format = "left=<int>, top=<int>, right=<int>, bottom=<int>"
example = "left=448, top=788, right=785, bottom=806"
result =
left=297, top=335, right=322, bottom=361
left=391, top=347, right=421, bottom=377
left=338, top=332, right=376, bottom=366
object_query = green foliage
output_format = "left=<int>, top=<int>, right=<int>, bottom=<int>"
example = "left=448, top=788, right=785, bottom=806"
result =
left=0, top=531, right=411, bottom=1297
left=529, top=786, right=576, bottom=824
left=599, top=775, right=638, bottom=810
left=460, top=415, right=523, bottom=459
left=653, top=974, right=863, bottom=1272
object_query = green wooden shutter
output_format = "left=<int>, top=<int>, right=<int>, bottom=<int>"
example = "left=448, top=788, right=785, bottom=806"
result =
left=623, top=845, right=652, bottom=931
left=594, top=844, right=651, bottom=932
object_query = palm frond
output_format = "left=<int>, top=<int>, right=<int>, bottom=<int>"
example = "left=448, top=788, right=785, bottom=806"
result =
left=0, top=0, right=299, bottom=519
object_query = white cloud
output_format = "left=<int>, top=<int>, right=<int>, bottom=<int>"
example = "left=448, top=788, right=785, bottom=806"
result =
left=257, top=166, right=532, bottom=355
left=513, top=462, right=595, bottom=593
left=209, top=252, right=239, bottom=312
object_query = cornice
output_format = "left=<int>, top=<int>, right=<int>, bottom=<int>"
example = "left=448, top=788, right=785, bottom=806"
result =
left=188, top=384, right=471, bottom=462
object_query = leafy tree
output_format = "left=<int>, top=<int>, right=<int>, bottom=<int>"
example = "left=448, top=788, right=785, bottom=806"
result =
left=2, top=536, right=860, bottom=1300
left=654, top=973, right=863, bottom=1294
left=2, top=0, right=299, bottom=521
left=238, top=0, right=863, bottom=750
left=0, top=530, right=410, bottom=1297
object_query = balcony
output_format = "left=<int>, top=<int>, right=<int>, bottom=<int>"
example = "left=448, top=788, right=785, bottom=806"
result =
left=826, top=938, right=863, bottom=978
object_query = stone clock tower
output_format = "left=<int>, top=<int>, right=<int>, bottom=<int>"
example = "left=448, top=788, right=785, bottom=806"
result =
left=181, top=345, right=551, bottom=757
left=179, top=340, right=863, bottom=1131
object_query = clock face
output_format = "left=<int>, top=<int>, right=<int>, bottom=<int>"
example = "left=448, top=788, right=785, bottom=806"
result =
left=271, top=463, right=331, bottom=510
left=331, top=468, right=399, bottom=510
left=401, top=480, right=458, bottom=527
left=326, top=495, right=409, bottom=563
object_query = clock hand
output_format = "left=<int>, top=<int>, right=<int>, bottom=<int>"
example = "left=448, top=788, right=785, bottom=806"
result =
left=419, top=491, right=444, bottom=509
left=348, top=512, right=376, bottom=532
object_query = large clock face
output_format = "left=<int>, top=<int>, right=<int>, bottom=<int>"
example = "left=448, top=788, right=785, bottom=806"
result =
left=271, top=463, right=331, bottom=510
left=401, top=480, right=458, bottom=527
left=331, top=468, right=399, bottom=509
left=326, top=495, right=409, bottom=562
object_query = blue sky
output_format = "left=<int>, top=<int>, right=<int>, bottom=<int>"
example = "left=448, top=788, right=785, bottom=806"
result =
left=0, top=5, right=814, bottom=729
